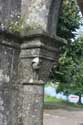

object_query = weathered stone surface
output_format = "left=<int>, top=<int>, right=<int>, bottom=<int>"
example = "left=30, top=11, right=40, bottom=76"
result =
left=22, top=0, right=62, bottom=34
left=0, top=0, right=65, bottom=125
left=16, top=85, right=44, bottom=125
left=0, top=0, right=21, bottom=22
left=0, top=34, right=20, bottom=125
left=17, top=30, right=63, bottom=125
left=0, top=0, right=62, bottom=34
left=0, top=30, right=65, bottom=125
left=22, top=0, right=51, bottom=30
left=18, top=31, right=61, bottom=83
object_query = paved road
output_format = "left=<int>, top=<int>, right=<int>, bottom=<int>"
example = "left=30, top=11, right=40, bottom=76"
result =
left=44, top=108, right=83, bottom=125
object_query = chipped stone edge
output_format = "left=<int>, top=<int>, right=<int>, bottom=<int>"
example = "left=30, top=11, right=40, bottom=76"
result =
left=0, top=29, right=67, bottom=46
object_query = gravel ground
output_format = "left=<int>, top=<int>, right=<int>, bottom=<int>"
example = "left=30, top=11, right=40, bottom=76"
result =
left=43, top=108, right=83, bottom=125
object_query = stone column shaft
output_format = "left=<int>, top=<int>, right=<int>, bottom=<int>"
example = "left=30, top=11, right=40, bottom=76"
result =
left=0, top=32, right=20, bottom=125
left=0, top=30, right=65, bottom=125
left=17, top=30, right=63, bottom=125
left=17, top=84, right=44, bottom=125
left=0, top=0, right=64, bottom=124
left=0, top=0, right=62, bottom=35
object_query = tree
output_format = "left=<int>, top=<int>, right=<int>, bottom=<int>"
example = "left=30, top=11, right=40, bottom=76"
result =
left=50, top=0, right=81, bottom=81
left=51, top=37, right=83, bottom=104
left=57, top=0, right=81, bottom=42
left=50, top=0, right=83, bottom=103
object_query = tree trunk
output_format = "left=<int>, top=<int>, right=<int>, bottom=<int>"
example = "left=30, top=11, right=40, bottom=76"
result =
left=78, top=93, right=81, bottom=104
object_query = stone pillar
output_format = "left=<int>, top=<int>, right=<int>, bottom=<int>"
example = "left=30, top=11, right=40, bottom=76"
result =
left=0, top=32, right=20, bottom=125
left=16, top=84, right=44, bottom=125
left=17, top=30, right=65, bottom=125
left=0, top=0, right=65, bottom=125
left=0, top=31, right=65, bottom=125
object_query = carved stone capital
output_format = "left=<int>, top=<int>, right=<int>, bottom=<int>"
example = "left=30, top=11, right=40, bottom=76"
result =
left=18, top=29, right=66, bottom=84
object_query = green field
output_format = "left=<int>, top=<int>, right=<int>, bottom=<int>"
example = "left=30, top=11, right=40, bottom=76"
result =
left=44, top=96, right=83, bottom=109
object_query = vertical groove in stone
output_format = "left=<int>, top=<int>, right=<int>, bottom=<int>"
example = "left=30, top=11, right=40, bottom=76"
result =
left=47, top=0, right=62, bottom=34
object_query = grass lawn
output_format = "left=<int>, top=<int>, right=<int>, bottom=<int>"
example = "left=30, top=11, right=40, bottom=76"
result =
left=44, top=95, right=83, bottom=109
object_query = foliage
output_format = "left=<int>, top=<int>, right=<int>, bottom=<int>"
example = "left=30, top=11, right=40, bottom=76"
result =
left=0, top=15, right=40, bottom=33
left=57, top=0, right=81, bottom=41
left=6, top=16, right=24, bottom=33
left=49, top=0, right=83, bottom=104
left=50, top=36, right=83, bottom=104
